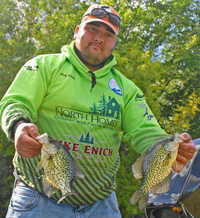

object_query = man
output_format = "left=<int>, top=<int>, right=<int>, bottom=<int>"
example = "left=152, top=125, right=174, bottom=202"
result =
left=0, top=4, right=196, bottom=218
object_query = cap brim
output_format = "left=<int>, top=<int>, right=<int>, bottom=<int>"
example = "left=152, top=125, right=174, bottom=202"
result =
left=82, top=17, right=119, bottom=35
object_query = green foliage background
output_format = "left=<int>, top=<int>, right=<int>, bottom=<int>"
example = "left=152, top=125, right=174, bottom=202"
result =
left=0, top=0, right=199, bottom=217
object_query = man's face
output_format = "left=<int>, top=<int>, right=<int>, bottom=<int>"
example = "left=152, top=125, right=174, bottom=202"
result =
left=74, top=21, right=117, bottom=71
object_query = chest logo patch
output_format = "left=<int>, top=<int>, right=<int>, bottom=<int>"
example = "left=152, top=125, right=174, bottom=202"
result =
left=109, top=78, right=122, bottom=96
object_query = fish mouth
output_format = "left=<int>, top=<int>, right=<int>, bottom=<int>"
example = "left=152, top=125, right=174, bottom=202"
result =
left=174, top=133, right=184, bottom=143
left=35, top=133, right=49, bottom=144
left=164, top=141, right=179, bottom=152
left=164, top=133, right=184, bottom=152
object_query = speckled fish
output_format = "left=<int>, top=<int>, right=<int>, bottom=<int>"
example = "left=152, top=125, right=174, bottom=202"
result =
left=36, top=133, right=84, bottom=204
left=129, top=134, right=184, bottom=210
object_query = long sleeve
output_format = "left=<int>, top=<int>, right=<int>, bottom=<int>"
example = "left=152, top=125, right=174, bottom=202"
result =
left=0, top=54, right=66, bottom=141
left=123, top=87, right=169, bottom=154
left=112, top=68, right=170, bottom=155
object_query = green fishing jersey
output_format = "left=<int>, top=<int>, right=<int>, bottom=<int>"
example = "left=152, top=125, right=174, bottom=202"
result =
left=0, top=41, right=169, bottom=205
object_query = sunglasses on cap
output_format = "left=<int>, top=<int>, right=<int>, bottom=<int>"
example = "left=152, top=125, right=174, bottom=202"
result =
left=82, top=8, right=121, bottom=27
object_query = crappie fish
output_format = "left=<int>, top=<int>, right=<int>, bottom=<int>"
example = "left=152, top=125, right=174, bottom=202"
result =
left=129, top=134, right=184, bottom=210
left=36, top=133, right=84, bottom=204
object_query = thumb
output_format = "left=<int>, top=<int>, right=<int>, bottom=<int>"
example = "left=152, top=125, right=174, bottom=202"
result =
left=26, top=124, right=40, bottom=139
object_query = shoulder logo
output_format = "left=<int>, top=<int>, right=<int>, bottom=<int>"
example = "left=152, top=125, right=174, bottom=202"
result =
left=137, top=103, right=154, bottom=121
left=109, top=78, right=122, bottom=96
left=135, top=93, right=145, bottom=101
left=143, top=107, right=154, bottom=121
left=24, top=65, right=39, bottom=72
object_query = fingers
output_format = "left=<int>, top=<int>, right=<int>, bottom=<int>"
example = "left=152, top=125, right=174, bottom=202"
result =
left=14, top=123, right=42, bottom=158
left=177, top=146, right=195, bottom=162
left=176, top=153, right=189, bottom=167
left=173, top=133, right=196, bottom=173
left=180, top=132, right=191, bottom=141
left=179, top=133, right=196, bottom=159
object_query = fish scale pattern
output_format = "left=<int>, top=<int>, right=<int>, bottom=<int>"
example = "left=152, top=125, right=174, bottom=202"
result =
left=141, top=145, right=176, bottom=195
left=130, top=135, right=181, bottom=210
left=42, top=146, right=75, bottom=195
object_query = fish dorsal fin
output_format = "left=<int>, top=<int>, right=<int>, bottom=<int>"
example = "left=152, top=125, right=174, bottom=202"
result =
left=132, top=152, right=147, bottom=179
left=151, top=171, right=172, bottom=194
left=74, top=159, right=84, bottom=179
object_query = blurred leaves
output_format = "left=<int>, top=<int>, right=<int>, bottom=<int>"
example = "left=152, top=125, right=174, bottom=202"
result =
left=116, top=139, right=144, bottom=217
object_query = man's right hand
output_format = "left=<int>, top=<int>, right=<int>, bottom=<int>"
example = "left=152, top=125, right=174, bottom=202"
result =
left=14, top=123, right=42, bottom=158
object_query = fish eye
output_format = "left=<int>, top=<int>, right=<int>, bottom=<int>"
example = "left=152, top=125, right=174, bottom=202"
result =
left=49, top=138, right=54, bottom=143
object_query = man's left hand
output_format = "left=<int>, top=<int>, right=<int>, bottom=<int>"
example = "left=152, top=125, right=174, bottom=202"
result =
left=173, top=133, right=196, bottom=173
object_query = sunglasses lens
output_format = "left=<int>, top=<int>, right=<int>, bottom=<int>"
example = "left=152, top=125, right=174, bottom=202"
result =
left=92, top=8, right=107, bottom=18
left=89, top=8, right=120, bottom=27
left=109, top=14, right=120, bottom=26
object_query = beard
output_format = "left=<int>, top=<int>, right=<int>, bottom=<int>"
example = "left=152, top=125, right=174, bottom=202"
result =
left=74, top=44, right=113, bottom=69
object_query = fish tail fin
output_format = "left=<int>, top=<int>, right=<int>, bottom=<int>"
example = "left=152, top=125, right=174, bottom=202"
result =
left=57, top=192, right=77, bottom=204
left=129, top=189, right=141, bottom=206
left=138, top=194, right=148, bottom=211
